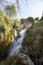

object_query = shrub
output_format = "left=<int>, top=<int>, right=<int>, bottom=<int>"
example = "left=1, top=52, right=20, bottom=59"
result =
left=0, top=10, right=14, bottom=60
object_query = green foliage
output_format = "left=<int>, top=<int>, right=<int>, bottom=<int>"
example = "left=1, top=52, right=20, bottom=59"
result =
left=5, top=5, right=17, bottom=17
left=35, top=17, right=39, bottom=20
left=21, top=17, right=34, bottom=28
left=26, top=17, right=34, bottom=23
left=0, top=10, right=14, bottom=60
left=34, top=20, right=43, bottom=27
left=21, top=17, right=34, bottom=24
left=13, top=19, right=23, bottom=32
left=40, top=16, right=43, bottom=21
left=0, top=10, right=4, bottom=16
left=20, top=18, right=26, bottom=24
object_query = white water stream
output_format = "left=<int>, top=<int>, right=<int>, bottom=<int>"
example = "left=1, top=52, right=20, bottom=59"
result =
left=8, top=28, right=27, bottom=56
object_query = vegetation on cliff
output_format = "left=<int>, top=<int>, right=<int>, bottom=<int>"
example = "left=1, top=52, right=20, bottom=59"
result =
left=22, top=19, right=43, bottom=53
left=0, top=10, right=24, bottom=60
left=13, top=19, right=24, bottom=32
left=21, top=19, right=43, bottom=64
left=0, top=10, right=14, bottom=60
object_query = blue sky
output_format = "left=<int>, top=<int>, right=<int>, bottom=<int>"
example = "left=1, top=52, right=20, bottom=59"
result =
left=17, top=0, right=43, bottom=18
left=0, top=0, right=43, bottom=18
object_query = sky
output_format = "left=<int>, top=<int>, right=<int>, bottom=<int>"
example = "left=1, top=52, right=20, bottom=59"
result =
left=17, top=0, right=43, bottom=19
left=0, top=0, right=43, bottom=19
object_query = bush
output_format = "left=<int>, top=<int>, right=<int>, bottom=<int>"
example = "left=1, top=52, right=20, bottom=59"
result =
left=0, top=10, right=14, bottom=60
left=13, top=19, right=23, bottom=32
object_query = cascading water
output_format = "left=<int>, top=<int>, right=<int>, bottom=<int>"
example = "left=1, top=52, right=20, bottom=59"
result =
left=8, top=28, right=27, bottom=56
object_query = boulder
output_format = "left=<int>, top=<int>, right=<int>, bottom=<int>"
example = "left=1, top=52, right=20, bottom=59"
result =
left=0, top=53, right=34, bottom=65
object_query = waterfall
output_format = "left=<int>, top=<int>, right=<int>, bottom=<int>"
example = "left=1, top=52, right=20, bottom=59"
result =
left=8, top=28, right=27, bottom=56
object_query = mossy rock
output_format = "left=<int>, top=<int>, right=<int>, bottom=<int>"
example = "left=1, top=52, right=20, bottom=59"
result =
left=0, top=54, right=26, bottom=65
left=0, top=53, right=34, bottom=65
